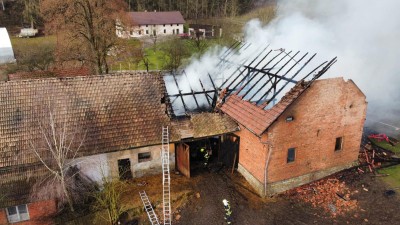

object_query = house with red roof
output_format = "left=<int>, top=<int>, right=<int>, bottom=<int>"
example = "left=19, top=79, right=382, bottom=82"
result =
left=219, top=78, right=367, bottom=196
left=117, top=11, right=185, bottom=38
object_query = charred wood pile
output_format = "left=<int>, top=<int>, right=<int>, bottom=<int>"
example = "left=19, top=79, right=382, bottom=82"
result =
left=358, top=134, right=400, bottom=174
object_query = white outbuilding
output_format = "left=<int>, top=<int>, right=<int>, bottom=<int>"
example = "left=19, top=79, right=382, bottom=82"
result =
left=0, top=27, right=16, bottom=64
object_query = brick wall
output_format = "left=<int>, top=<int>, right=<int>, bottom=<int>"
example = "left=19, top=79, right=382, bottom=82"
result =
left=235, top=78, right=367, bottom=196
left=0, top=200, right=56, bottom=225
left=267, top=78, right=366, bottom=184
left=0, top=209, right=7, bottom=225
left=236, top=125, right=268, bottom=184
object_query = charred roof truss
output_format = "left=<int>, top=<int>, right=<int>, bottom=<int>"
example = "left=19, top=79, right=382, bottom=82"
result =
left=164, top=42, right=337, bottom=116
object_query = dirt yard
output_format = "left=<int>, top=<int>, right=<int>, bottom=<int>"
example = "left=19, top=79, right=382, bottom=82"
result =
left=63, top=164, right=400, bottom=225
left=164, top=167, right=400, bottom=225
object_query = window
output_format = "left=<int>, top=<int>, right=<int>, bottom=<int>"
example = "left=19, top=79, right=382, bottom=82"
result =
left=163, top=24, right=165, bottom=27
left=335, top=137, right=343, bottom=151
left=164, top=29, right=166, bottom=34
left=287, top=148, right=295, bottom=163
left=138, top=30, right=141, bottom=35
left=146, top=25, right=148, bottom=27
left=146, top=30, right=149, bottom=34
left=176, top=29, right=179, bottom=34
left=286, top=116, right=294, bottom=122
left=6, top=205, right=30, bottom=223
left=138, top=152, right=151, bottom=162
left=173, top=29, right=175, bottom=34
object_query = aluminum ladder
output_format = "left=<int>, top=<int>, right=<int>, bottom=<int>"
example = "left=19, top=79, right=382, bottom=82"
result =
left=139, top=190, right=160, bottom=225
left=162, top=126, right=172, bottom=225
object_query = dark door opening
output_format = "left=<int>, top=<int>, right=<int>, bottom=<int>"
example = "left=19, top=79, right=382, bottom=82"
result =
left=220, top=133, right=240, bottom=170
left=118, top=158, right=133, bottom=180
left=176, top=135, right=239, bottom=177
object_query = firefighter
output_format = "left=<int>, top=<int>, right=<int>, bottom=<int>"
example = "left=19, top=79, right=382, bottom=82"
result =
left=222, top=199, right=232, bottom=224
left=200, top=147, right=210, bottom=167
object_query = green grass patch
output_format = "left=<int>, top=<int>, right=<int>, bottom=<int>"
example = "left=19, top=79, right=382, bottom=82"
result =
left=110, top=38, right=224, bottom=71
left=378, top=164, right=400, bottom=188
left=10, top=35, right=56, bottom=49
left=369, top=138, right=400, bottom=154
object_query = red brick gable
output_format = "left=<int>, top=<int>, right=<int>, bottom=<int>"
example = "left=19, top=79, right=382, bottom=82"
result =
left=221, top=81, right=308, bottom=136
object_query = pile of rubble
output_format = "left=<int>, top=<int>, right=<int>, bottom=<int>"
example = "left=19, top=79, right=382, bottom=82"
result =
left=285, top=178, right=358, bottom=217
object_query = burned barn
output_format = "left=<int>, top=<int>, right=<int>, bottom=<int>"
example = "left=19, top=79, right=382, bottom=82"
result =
left=0, top=42, right=367, bottom=223
left=165, top=42, right=367, bottom=196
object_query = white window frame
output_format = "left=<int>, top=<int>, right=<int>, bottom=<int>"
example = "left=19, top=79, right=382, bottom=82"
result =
left=6, top=204, right=30, bottom=223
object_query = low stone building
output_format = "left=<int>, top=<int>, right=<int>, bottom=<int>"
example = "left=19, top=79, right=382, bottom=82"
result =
left=117, top=11, right=185, bottom=38
left=220, top=78, right=367, bottom=196
left=0, top=72, right=237, bottom=224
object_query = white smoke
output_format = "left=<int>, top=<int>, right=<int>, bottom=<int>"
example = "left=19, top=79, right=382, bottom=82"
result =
left=251, top=0, right=400, bottom=126
left=169, top=0, right=400, bottom=128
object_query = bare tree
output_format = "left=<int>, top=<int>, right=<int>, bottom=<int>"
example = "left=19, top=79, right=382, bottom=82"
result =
left=162, top=37, right=189, bottom=72
left=41, top=0, right=130, bottom=74
left=22, top=0, right=40, bottom=28
left=29, top=96, right=87, bottom=212
left=92, top=167, right=127, bottom=225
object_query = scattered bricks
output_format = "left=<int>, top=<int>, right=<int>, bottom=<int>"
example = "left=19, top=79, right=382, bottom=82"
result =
left=284, top=177, right=358, bottom=217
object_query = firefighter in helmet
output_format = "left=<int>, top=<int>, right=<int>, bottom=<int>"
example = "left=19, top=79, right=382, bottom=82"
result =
left=222, top=199, right=232, bottom=224
left=200, top=147, right=211, bottom=167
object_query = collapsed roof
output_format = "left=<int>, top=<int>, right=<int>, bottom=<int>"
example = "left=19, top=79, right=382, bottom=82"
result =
left=164, top=42, right=337, bottom=123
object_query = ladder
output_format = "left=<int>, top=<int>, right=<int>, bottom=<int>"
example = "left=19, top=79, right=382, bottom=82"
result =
left=162, top=126, right=172, bottom=225
left=139, top=190, right=160, bottom=225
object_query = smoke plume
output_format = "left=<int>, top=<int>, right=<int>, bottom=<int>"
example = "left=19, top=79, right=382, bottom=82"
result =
left=249, top=0, right=400, bottom=134
left=177, top=0, right=400, bottom=129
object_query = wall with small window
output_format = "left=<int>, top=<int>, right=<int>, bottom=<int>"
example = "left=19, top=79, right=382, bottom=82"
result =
left=0, top=199, right=57, bottom=225
left=265, top=78, right=366, bottom=189
left=121, top=24, right=185, bottom=38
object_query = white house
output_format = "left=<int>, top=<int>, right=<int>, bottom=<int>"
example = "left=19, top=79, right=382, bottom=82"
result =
left=0, top=27, right=15, bottom=64
left=117, top=11, right=185, bottom=38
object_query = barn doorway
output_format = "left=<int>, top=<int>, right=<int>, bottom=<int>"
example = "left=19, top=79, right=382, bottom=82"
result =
left=118, top=158, right=133, bottom=180
left=175, top=134, right=239, bottom=177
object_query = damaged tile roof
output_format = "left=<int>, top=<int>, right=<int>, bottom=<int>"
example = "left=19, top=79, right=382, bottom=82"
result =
left=221, top=81, right=308, bottom=136
left=0, top=72, right=172, bottom=206
left=171, top=113, right=239, bottom=139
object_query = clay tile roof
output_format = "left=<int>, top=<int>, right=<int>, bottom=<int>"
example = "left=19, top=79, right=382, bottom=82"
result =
left=171, top=113, right=238, bottom=139
left=0, top=72, right=173, bottom=206
left=129, top=11, right=185, bottom=25
left=8, top=67, right=91, bottom=80
left=220, top=81, right=308, bottom=136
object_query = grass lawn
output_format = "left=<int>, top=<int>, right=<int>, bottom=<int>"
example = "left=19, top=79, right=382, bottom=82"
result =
left=10, top=35, right=56, bottom=49
left=110, top=38, right=225, bottom=71
left=378, top=164, right=400, bottom=188
left=369, top=138, right=400, bottom=154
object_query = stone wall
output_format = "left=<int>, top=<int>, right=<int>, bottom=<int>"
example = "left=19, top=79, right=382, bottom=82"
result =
left=76, top=143, right=175, bottom=183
